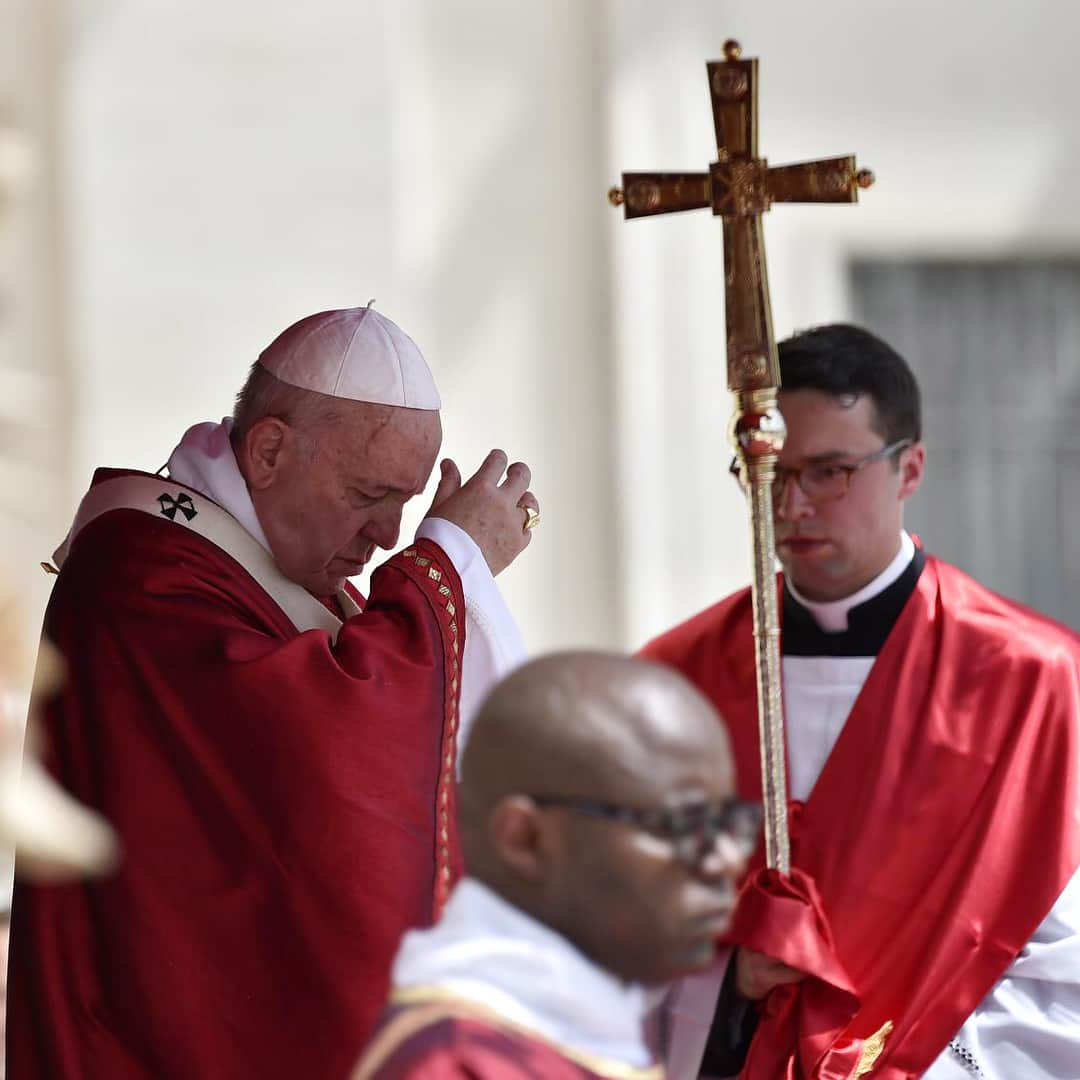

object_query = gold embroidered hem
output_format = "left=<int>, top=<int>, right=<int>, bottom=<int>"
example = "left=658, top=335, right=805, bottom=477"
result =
left=354, top=984, right=665, bottom=1080
left=854, top=1020, right=895, bottom=1077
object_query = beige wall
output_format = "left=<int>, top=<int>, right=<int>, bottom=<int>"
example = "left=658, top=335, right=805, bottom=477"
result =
left=5, top=0, right=1080, bottom=652
left=58, top=0, right=617, bottom=653
left=0, top=0, right=66, bottom=641
left=0, top=0, right=67, bottom=917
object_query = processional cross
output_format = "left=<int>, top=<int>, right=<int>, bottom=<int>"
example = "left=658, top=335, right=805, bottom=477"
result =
left=610, top=40, right=873, bottom=874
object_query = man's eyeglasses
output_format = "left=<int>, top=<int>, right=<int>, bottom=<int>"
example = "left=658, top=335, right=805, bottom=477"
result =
left=530, top=795, right=763, bottom=868
left=728, top=438, right=913, bottom=503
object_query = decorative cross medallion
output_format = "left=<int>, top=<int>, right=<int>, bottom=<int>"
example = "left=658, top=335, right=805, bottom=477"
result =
left=157, top=492, right=198, bottom=522
left=609, top=39, right=873, bottom=387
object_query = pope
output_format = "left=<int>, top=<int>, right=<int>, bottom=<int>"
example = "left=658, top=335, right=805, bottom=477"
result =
left=7, top=304, right=538, bottom=1079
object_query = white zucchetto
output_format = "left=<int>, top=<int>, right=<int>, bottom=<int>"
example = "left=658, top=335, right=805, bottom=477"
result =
left=257, top=305, right=441, bottom=410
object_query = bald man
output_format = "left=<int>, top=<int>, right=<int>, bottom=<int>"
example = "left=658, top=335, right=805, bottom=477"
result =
left=354, top=652, right=757, bottom=1080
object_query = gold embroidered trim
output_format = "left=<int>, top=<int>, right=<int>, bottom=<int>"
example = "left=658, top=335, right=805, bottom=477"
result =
left=401, top=542, right=462, bottom=915
left=353, top=986, right=665, bottom=1080
left=854, top=1020, right=894, bottom=1077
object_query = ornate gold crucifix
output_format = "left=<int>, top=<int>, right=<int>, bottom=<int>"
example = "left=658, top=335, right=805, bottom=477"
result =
left=610, top=40, right=873, bottom=874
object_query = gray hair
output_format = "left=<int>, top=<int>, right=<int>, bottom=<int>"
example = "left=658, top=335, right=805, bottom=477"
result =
left=231, top=362, right=344, bottom=454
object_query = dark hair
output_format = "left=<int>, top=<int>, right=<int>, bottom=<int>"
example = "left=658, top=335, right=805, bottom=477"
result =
left=778, top=323, right=921, bottom=444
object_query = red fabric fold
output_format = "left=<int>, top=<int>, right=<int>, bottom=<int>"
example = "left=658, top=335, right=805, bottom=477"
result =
left=643, top=558, right=1080, bottom=1078
left=728, top=868, right=854, bottom=997
left=728, top=868, right=863, bottom=1080
left=8, top=469, right=468, bottom=1080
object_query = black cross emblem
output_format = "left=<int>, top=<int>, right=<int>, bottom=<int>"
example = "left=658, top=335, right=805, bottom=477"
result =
left=158, top=492, right=198, bottom=522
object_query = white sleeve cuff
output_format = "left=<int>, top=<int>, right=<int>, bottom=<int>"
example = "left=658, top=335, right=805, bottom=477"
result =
left=415, top=517, right=528, bottom=755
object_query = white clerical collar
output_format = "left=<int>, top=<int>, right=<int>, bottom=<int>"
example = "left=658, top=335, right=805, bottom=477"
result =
left=165, top=418, right=273, bottom=554
left=392, top=877, right=654, bottom=1068
left=786, top=531, right=915, bottom=633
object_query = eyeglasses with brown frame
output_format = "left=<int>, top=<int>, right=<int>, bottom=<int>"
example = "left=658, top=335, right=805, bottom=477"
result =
left=728, top=438, right=913, bottom=503
left=529, top=795, right=763, bottom=868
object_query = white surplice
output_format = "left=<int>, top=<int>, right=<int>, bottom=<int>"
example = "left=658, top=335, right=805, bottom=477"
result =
left=391, top=877, right=656, bottom=1069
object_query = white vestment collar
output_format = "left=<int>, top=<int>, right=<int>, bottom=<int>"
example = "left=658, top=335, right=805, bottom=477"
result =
left=392, top=878, right=654, bottom=1068
left=165, top=418, right=272, bottom=554
left=786, top=530, right=915, bottom=632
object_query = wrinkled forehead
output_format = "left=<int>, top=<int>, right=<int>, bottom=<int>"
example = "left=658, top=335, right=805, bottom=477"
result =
left=326, top=406, right=442, bottom=490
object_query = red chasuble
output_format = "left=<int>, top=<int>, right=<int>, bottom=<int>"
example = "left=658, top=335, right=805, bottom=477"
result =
left=643, top=556, right=1080, bottom=1079
left=356, top=998, right=665, bottom=1080
left=7, top=470, right=466, bottom=1080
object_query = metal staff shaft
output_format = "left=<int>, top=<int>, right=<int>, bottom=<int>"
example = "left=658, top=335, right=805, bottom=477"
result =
left=732, top=387, right=789, bottom=873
